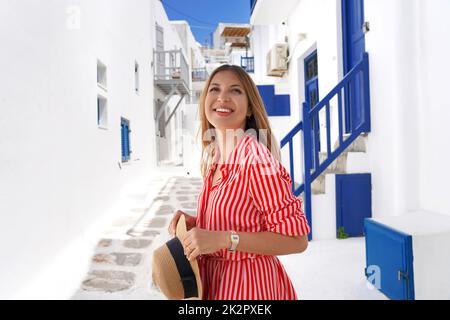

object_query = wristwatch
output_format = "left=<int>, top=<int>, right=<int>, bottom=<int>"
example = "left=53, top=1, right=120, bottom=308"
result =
left=228, top=231, right=239, bottom=252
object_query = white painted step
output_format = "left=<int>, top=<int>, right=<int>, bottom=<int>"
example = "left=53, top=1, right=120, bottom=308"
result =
left=311, top=174, right=337, bottom=241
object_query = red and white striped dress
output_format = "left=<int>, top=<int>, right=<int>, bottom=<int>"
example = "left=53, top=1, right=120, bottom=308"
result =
left=196, top=133, right=311, bottom=300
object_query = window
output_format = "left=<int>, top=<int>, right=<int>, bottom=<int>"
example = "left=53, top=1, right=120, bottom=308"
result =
left=121, top=118, right=131, bottom=162
left=135, top=61, right=139, bottom=94
left=97, top=59, right=107, bottom=90
left=97, top=95, right=108, bottom=128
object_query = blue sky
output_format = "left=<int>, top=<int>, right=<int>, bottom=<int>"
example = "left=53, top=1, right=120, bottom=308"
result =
left=161, top=0, right=250, bottom=47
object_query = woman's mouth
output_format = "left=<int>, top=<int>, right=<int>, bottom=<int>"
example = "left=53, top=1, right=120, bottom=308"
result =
left=213, top=107, right=234, bottom=117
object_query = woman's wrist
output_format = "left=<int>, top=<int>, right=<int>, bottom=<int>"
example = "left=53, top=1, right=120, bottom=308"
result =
left=221, top=231, right=232, bottom=250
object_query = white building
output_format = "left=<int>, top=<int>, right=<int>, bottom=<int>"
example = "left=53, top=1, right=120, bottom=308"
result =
left=251, top=0, right=450, bottom=299
left=0, top=0, right=203, bottom=299
left=203, top=23, right=254, bottom=75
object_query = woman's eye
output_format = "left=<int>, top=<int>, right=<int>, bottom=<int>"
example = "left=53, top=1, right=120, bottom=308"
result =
left=209, top=87, right=219, bottom=92
left=232, top=89, right=242, bottom=94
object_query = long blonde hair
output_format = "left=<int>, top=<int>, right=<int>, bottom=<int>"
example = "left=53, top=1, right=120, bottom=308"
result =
left=198, top=65, right=280, bottom=177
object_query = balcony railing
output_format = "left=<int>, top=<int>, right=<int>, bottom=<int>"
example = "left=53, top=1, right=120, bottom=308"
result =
left=205, top=55, right=231, bottom=64
left=192, top=67, right=208, bottom=82
left=153, top=49, right=190, bottom=94
left=241, top=56, right=255, bottom=73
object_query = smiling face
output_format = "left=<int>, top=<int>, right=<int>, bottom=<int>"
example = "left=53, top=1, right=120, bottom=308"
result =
left=204, top=70, right=251, bottom=133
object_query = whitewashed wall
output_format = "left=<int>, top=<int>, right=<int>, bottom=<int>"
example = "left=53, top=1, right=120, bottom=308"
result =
left=0, top=0, right=158, bottom=298
left=415, top=0, right=450, bottom=217
left=365, top=0, right=450, bottom=218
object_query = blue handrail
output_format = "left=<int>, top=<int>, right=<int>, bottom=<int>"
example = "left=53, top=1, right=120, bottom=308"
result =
left=280, top=52, right=371, bottom=240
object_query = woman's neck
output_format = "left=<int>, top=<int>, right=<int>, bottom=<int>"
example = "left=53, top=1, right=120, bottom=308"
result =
left=215, top=128, right=246, bottom=164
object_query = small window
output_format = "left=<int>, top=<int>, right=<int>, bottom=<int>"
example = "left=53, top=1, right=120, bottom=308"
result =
left=121, top=118, right=131, bottom=162
left=97, top=95, right=108, bottom=128
left=135, top=61, right=139, bottom=94
left=97, top=59, right=107, bottom=90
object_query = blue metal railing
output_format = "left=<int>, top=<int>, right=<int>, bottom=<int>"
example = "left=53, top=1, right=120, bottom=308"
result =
left=241, top=56, right=255, bottom=73
left=280, top=52, right=371, bottom=239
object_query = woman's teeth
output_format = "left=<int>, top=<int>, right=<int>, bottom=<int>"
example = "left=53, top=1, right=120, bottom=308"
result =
left=216, top=108, right=232, bottom=113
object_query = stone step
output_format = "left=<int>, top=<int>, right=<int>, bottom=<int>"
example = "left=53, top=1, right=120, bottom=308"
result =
left=319, top=152, right=347, bottom=174
left=334, top=133, right=367, bottom=153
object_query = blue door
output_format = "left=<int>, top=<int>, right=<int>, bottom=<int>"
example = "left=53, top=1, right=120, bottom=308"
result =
left=336, top=173, right=372, bottom=237
left=342, top=0, right=366, bottom=133
left=364, top=219, right=415, bottom=300
left=304, top=51, right=320, bottom=168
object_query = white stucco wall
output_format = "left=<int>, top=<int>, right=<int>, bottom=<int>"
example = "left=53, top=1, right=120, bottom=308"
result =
left=364, top=0, right=450, bottom=218
left=415, top=0, right=450, bottom=216
left=0, top=0, right=158, bottom=298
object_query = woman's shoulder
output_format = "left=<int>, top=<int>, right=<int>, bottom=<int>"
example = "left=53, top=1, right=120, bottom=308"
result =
left=241, top=134, right=280, bottom=168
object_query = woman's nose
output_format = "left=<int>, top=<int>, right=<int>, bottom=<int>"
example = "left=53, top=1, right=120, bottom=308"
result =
left=218, top=94, right=230, bottom=102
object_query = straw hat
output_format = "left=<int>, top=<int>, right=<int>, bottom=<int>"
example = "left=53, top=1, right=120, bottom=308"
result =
left=152, top=215, right=203, bottom=300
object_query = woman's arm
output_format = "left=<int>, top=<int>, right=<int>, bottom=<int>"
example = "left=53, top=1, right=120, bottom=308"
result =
left=225, top=230, right=309, bottom=256
left=181, top=228, right=308, bottom=261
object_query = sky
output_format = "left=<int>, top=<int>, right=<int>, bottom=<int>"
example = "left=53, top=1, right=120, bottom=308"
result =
left=161, top=0, right=251, bottom=47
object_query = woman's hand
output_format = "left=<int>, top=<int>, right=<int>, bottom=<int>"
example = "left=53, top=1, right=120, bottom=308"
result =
left=180, top=228, right=228, bottom=261
left=168, top=210, right=196, bottom=236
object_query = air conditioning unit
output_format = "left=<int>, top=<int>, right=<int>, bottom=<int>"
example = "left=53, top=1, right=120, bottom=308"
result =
left=266, top=43, right=288, bottom=77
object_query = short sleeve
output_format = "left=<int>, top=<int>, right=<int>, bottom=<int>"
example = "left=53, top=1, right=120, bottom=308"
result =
left=247, top=142, right=311, bottom=237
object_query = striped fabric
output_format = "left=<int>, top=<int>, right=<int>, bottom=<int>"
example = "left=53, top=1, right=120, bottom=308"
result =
left=196, top=133, right=311, bottom=300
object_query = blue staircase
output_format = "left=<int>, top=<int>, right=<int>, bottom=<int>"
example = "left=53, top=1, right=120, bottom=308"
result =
left=280, top=53, right=371, bottom=240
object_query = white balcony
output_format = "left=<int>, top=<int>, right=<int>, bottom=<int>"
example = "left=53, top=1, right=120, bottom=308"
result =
left=153, top=49, right=190, bottom=95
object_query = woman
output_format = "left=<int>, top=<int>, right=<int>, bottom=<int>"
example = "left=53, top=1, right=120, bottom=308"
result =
left=168, top=64, right=310, bottom=300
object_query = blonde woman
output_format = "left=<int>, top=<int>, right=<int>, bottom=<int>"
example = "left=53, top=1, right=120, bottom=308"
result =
left=169, top=64, right=310, bottom=300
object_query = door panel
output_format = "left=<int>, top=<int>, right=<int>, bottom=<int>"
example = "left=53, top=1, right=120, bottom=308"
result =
left=343, top=0, right=366, bottom=133
left=336, top=173, right=372, bottom=237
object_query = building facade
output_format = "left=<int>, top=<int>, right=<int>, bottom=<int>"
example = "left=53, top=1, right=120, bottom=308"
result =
left=250, top=0, right=450, bottom=299
left=0, top=0, right=203, bottom=299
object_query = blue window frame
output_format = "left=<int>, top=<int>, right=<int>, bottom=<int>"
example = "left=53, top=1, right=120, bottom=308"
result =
left=121, top=118, right=131, bottom=162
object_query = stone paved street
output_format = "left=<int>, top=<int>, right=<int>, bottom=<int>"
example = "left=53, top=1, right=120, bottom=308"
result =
left=72, top=170, right=202, bottom=300
left=71, top=167, right=386, bottom=300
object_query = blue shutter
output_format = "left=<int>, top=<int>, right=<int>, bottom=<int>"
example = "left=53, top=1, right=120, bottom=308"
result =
left=121, top=121, right=126, bottom=161
left=125, top=122, right=130, bottom=161
left=121, top=118, right=131, bottom=162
